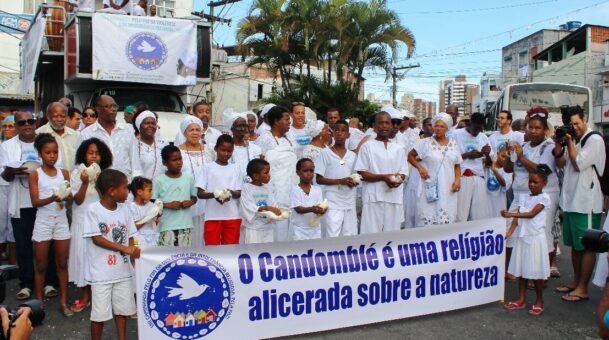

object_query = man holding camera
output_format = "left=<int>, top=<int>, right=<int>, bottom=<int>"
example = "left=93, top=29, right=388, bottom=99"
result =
left=553, top=107, right=606, bottom=302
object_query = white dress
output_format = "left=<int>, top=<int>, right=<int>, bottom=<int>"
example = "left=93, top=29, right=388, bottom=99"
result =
left=136, top=139, right=167, bottom=180
left=508, top=192, right=551, bottom=280
left=414, top=137, right=462, bottom=226
left=68, top=165, right=100, bottom=287
left=180, top=147, right=212, bottom=248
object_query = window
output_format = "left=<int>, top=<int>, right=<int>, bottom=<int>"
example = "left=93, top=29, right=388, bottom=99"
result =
left=153, top=0, right=176, bottom=18
left=257, top=84, right=263, bottom=99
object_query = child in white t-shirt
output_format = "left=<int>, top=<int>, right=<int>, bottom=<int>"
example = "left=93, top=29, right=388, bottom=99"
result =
left=290, top=158, right=326, bottom=240
left=315, top=120, right=358, bottom=237
left=197, top=135, right=243, bottom=245
left=128, top=177, right=160, bottom=247
left=83, top=169, right=140, bottom=339
left=240, top=159, right=282, bottom=244
left=487, top=147, right=511, bottom=217
left=501, top=165, right=551, bottom=316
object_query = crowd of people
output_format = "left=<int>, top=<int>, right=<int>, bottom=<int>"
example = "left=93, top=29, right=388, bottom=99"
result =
left=0, top=96, right=605, bottom=339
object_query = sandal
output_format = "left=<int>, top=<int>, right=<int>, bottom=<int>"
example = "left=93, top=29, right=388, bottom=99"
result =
left=69, top=300, right=90, bottom=313
left=504, top=301, right=526, bottom=310
left=554, top=285, right=575, bottom=293
left=16, top=288, right=31, bottom=300
left=550, top=266, right=560, bottom=278
left=60, top=304, right=74, bottom=317
left=528, top=305, right=544, bottom=316
left=505, top=273, right=518, bottom=281
left=43, top=285, right=58, bottom=298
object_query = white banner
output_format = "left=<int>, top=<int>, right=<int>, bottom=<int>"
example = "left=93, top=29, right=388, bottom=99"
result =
left=136, top=218, right=505, bottom=339
left=92, top=13, right=197, bottom=85
left=20, top=16, right=45, bottom=94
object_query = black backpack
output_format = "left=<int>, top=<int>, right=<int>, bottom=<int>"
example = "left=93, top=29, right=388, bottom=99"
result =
left=581, top=131, right=609, bottom=196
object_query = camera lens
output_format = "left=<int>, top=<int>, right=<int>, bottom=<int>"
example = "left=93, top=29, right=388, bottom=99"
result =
left=18, top=300, right=45, bottom=327
left=582, top=229, right=609, bottom=253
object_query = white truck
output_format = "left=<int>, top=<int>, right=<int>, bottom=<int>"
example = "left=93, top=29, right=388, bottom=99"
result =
left=22, top=4, right=211, bottom=141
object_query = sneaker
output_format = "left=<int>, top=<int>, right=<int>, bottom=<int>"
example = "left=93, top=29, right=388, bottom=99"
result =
left=43, top=285, right=58, bottom=298
left=16, top=288, right=31, bottom=300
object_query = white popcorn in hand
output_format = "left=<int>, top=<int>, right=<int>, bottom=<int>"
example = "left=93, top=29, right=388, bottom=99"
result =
left=256, top=208, right=291, bottom=221
left=136, top=200, right=164, bottom=231
left=350, top=174, right=362, bottom=184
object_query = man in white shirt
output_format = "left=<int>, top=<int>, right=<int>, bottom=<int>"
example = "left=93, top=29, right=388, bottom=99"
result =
left=36, top=102, right=79, bottom=172
left=446, top=104, right=459, bottom=136
left=554, top=108, right=606, bottom=302
left=78, top=95, right=142, bottom=181
left=489, top=110, right=524, bottom=154
left=454, top=112, right=494, bottom=222
left=132, top=0, right=147, bottom=16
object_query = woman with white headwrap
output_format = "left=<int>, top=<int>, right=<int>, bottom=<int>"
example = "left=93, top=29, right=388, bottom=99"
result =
left=302, top=120, right=331, bottom=162
left=407, top=112, right=462, bottom=226
left=246, top=112, right=260, bottom=142
left=178, top=115, right=213, bottom=248
left=223, top=109, right=263, bottom=177
left=134, top=110, right=166, bottom=179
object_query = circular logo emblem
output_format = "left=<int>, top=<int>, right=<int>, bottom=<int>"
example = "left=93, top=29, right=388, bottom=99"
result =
left=126, top=32, right=167, bottom=71
left=142, top=254, right=234, bottom=339
left=487, top=177, right=500, bottom=192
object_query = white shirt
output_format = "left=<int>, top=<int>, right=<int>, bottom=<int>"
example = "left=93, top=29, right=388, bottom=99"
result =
left=453, top=128, right=494, bottom=177
left=347, top=128, right=365, bottom=151
left=255, top=133, right=295, bottom=155
left=512, top=139, right=559, bottom=193
left=240, top=183, right=276, bottom=230
left=315, top=147, right=357, bottom=210
left=514, top=192, right=550, bottom=239
left=36, top=124, right=79, bottom=172
left=290, top=184, right=324, bottom=228
left=196, top=162, right=243, bottom=220
left=0, top=138, right=41, bottom=217
left=289, top=126, right=311, bottom=159
left=354, top=139, right=408, bottom=204
left=255, top=122, right=271, bottom=136
left=560, top=130, right=606, bottom=213
left=489, top=129, right=524, bottom=156
left=132, top=5, right=145, bottom=16
left=83, top=202, right=137, bottom=285
left=174, top=126, right=222, bottom=149
left=230, top=143, right=262, bottom=177
left=77, top=121, right=142, bottom=181
left=136, top=139, right=166, bottom=180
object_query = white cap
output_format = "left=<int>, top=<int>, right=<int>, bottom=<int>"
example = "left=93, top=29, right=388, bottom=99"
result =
left=259, top=104, right=276, bottom=118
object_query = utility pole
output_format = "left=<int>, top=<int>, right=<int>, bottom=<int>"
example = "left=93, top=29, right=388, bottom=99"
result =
left=208, top=0, right=242, bottom=35
left=392, top=64, right=420, bottom=108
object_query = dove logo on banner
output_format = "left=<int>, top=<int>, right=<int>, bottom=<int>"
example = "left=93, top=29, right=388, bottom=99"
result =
left=142, top=253, right=234, bottom=339
left=126, top=32, right=168, bottom=71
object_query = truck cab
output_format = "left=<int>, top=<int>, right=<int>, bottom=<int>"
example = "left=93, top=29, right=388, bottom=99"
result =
left=22, top=4, right=211, bottom=141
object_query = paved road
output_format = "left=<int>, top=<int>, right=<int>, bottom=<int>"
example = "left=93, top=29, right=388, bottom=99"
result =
left=11, top=246, right=601, bottom=340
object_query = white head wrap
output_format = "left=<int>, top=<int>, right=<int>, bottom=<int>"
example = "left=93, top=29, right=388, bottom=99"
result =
left=381, top=105, right=403, bottom=120
left=246, top=111, right=258, bottom=127
left=180, top=115, right=204, bottom=136
left=135, top=110, right=156, bottom=130
left=432, top=112, right=453, bottom=128
left=401, top=109, right=413, bottom=119
left=259, top=104, right=276, bottom=118
left=305, top=119, right=326, bottom=138
left=222, top=108, right=248, bottom=131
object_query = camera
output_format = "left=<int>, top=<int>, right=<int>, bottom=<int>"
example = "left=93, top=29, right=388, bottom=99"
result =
left=0, top=265, right=44, bottom=340
left=555, top=124, right=575, bottom=139
left=582, top=229, right=609, bottom=253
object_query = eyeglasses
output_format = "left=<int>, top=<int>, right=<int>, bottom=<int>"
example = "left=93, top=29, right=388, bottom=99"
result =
left=96, top=104, right=118, bottom=110
left=15, top=119, right=36, bottom=126
left=83, top=112, right=97, bottom=118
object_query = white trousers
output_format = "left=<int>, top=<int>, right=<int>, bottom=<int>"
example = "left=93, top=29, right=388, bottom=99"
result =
left=456, top=176, right=491, bottom=222
left=274, top=220, right=291, bottom=242
left=360, top=202, right=403, bottom=234
left=244, top=228, right=274, bottom=244
left=322, top=209, right=358, bottom=238
left=191, top=215, right=205, bottom=248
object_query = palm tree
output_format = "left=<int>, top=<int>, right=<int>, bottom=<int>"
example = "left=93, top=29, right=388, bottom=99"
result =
left=339, top=0, right=415, bottom=95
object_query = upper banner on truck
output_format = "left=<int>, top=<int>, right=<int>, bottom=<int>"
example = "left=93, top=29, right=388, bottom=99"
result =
left=92, top=13, right=197, bottom=86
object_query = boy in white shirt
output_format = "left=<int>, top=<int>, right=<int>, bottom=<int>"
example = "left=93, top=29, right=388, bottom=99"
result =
left=197, top=135, right=243, bottom=245
left=240, top=159, right=283, bottom=243
left=355, top=112, right=408, bottom=233
left=316, top=120, right=359, bottom=237
left=290, top=158, right=326, bottom=240
left=83, top=169, right=140, bottom=340
left=453, top=112, right=494, bottom=222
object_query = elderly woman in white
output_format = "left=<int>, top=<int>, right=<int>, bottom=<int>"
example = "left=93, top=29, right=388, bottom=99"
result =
left=223, top=109, right=263, bottom=177
left=408, top=113, right=462, bottom=226
left=178, top=116, right=214, bottom=248
left=302, top=120, right=331, bottom=162
left=134, top=111, right=166, bottom=179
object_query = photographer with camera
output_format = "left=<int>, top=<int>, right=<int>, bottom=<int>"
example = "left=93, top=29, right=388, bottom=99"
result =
left=553, top=105, right=606, bottom=302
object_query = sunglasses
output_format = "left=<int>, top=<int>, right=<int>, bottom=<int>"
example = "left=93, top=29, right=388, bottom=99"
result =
left=15, top=119, right=36, bottom=127
left=529, top=112, right=548, bottom=118
left=83, top=112, right=97, bottom=118
left=291, top=101, right=305, bottom=107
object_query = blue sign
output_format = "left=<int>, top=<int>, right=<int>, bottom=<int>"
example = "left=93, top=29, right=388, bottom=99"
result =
left=126, top=32, right=168, bottom=71
left=0, top=14, right=32, bottom=34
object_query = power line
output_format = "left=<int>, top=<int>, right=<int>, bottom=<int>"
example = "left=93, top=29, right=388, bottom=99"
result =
left=397, top=0, right=558, bottom=15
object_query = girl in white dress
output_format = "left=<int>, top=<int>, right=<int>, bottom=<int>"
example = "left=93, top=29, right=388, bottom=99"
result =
left=408, top=113, right=462, bottom=226
left=501, top=165, right=552, bottom=316
left=69, top=137, right=112, bottom=313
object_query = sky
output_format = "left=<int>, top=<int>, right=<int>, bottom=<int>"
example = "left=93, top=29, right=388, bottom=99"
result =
left=192, top=0, right=609, bottom=104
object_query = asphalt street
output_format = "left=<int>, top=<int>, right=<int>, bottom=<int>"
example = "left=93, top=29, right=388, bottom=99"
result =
left=11, top=245, right=600, bottom=340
